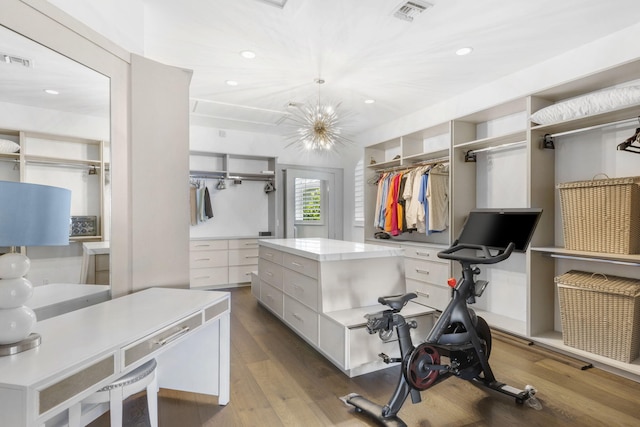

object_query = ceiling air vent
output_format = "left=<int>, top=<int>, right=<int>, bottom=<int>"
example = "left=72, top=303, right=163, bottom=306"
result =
left=393, top=0, right=433, bottom=22
left=1, top=53, right=32, bottom=68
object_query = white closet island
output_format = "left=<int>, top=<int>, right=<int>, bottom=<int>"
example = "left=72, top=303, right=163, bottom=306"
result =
left=253, top=238, right=435, bottom=377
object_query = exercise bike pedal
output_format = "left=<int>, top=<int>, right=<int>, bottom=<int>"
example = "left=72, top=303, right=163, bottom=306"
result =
left=340, top=393, right=407, bottom=427
left=378, top=352, right=401, bottom=364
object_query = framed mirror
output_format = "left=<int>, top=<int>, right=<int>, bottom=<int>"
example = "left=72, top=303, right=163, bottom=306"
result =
left=0, top=24, right=111, bottom=315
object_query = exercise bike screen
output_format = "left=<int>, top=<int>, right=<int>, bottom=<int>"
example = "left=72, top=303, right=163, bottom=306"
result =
left=456, top=209, right=542, bottom=252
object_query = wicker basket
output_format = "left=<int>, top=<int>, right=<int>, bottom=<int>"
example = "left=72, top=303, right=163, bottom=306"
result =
left=555, top=270, right=640, bottom=362
left=557, top=176, right=640, bottom=254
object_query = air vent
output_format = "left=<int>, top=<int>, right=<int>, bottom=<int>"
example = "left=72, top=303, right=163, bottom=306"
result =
left=393, top=0, right=433, bottom=22
left=1, top=53, right=32, bottom=68
left=255, top=0, right=288, bottom=8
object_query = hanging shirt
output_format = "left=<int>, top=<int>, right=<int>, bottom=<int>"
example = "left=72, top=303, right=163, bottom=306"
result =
left=427, top=164, right=449, bottom=232
left=417, top=171, right=429, bottom=234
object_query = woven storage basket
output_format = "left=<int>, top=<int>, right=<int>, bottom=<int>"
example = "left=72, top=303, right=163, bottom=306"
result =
left=555, top=270, right=640, bottom=362
left=557, top=176, right=640, bottom=254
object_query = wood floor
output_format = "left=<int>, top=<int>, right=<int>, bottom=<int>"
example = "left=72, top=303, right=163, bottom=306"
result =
left=91, top=286, right=640, bottom=427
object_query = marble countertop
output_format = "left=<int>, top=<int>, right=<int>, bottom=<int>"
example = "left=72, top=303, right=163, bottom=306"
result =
left=258, top=238, right=404, bottom=261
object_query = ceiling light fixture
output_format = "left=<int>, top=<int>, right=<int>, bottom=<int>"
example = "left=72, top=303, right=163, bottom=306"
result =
left=240, top=50, right=256, bottom=59
left=286, top=78, right=351, bottom=152
left=43, top=89, right=59, bottom=95
left=456, top=47, right=473, bottom=56
left=225, top=80, right=239, bottom=86
left=364, top=99, right=376, bottom=104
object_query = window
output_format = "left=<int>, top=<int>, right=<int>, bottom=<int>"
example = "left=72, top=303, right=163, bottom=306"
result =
left=295, top=178, right=323, bottom=224
left=354, top=158, right=364, bottom=226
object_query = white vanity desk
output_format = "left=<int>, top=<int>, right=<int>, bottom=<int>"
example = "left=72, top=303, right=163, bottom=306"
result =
left=0, top=287, right=230, bottom=426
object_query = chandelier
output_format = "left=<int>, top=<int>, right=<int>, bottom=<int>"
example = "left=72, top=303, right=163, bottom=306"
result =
left=286, top=78, right=351, bottom=152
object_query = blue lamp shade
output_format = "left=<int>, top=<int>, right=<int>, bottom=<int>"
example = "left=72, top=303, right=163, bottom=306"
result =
left=0, top=181, right=72, bottom=247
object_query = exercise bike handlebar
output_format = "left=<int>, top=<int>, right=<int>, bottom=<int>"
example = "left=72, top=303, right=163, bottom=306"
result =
left=437, top=241, right=515, bottom=265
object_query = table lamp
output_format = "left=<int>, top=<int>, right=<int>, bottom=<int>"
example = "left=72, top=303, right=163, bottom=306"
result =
left=0, top=180, right=71, bottom=356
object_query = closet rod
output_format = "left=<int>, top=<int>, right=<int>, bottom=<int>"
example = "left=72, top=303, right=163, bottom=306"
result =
left=24, top=160, right=102, bottom=171
left=547, top=116, right=639, bottom=138
left=549, top=253, right=640, bottom=267
left=468, top=140, right=526, bottom=155
left=189, top=173, right=274, bottom=182
left=374, top=156, right=449, bottom=173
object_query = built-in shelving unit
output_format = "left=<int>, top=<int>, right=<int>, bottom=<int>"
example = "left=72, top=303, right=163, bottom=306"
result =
left=363, top=58, right=640, bottom=380
left=0, top=129, right=106, bottom=242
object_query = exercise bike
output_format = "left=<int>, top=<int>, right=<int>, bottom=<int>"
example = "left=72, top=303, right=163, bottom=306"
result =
left=342, top=208, right=543, bottom=426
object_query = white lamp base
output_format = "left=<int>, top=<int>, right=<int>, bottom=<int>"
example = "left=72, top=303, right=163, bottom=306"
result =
left=0, top=332, right=41, bottom=356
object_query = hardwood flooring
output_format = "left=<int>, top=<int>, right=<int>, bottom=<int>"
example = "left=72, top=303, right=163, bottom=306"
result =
left=90, top=286, right=640, bottom=427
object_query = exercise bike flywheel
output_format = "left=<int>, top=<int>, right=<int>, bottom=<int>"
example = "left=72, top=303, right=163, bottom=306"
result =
left=405, top=344, right=441, bottom=390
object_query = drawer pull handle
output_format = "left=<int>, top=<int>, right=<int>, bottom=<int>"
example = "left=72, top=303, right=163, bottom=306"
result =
left=245, top=243, right=257, bottom=246
left=245, top=255, right=259, bottom=259
left=194, top=276, right=210, bottom=280
left=153, top=326, right=190, bottom=346
left=416, top=252, right=430, bottom=257
left=195, top=244, right=210, bottom=248
left=416, top=269, right=430, bottom=275
left=293, top=284, right=304, bottom=293
left=265, top=253, right=273, bottom=258
left=291, top=261, right=303, bottom=267
left=292, top=313, right=304, bottom=322
left=266, top=271, right=273, bottom=276
left=196, top=258, right=211, bottom=262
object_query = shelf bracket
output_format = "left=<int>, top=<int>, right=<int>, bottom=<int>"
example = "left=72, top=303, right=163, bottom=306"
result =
left=464, top=150, right=476, bottom=162
left=542, top=134, right=555, bottom=149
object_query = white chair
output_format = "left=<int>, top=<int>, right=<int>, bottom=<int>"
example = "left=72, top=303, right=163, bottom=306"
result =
left=68, top=358, right=158, bottom=427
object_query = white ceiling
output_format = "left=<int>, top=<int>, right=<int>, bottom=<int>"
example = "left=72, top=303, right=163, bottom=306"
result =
left=141, top=0, right=640, bottom=137
left=2, top=0, right=640, bottom=138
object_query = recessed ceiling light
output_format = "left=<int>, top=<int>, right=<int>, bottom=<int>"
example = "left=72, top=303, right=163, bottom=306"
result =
left=240, top=50, right=256, bottom=59
left=364, top=99, right=376, bottom=104
left=456, top=47, right=473, bottom=56
left=225, top=80, right=239, bottom=86
left=44, top=89, right=59, bottom=95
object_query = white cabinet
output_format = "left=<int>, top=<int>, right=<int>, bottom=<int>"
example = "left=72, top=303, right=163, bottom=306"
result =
left=255, top=238, right=436, bottom=377
left=189, top=239, right=228, bottom=288
left=190, top=238, right=260, bottom=289
left=403, top=243, right=451, bottom=311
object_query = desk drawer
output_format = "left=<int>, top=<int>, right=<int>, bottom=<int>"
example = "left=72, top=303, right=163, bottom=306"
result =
left=38, top=354, right=115, bottom=415
left=405, top=258, right=449, bottom=285
left=284, top=269, right=319, bottom=310
left=229, top=265, right=255, bottom=283
left=190, top=250, right=228, bottom=268
left=261, top=281, right=284, bottom=317
left=282, top=253, right=318, bottom=279
left=402, top=245, right=446, bottom=262
left=123, top=313, right=202, bottom=368
left=259, top=247, right=283, bottom=265
left=190, top=267, right=228, bottom=288
left=229, top=239, right=258, bottom=249
left=229, top=248, right=259, bottom=266
left=407, top=278, right=451, bottom=311
left=284, top=295, right=318, bottom=345
left=190, top=239, right=228, bottom=251
left=258, top=258, right=283, bottom=289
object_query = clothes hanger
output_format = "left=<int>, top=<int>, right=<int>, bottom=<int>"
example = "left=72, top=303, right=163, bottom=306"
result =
left=616, top=118, right=640, bottom=154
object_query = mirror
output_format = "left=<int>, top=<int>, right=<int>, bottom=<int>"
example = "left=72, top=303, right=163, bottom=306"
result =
left=0, top=25, right=111, bottom=306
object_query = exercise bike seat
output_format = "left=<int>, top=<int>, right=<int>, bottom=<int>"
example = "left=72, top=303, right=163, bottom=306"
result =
left=378, top=293, right=417, bottom=312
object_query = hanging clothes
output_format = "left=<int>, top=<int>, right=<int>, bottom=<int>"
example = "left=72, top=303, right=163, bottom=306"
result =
left=426, top=164, right=449, bottom=232
left=371, top=162, right=448, bottom=237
